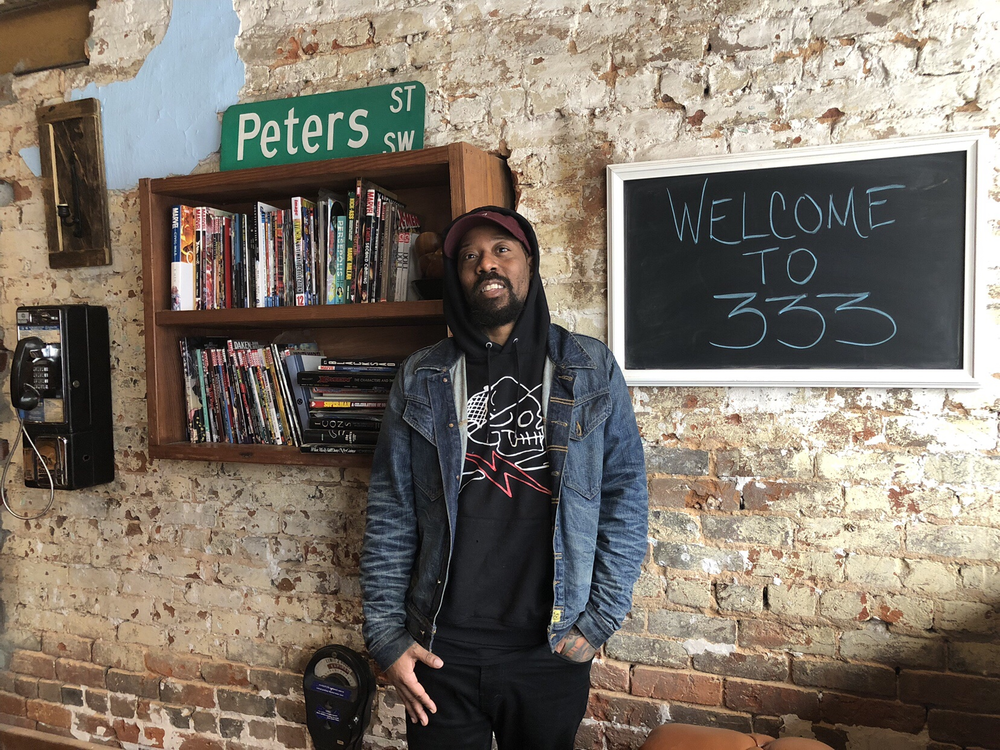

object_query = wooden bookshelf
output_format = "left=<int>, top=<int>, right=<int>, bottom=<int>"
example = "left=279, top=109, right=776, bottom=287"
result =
left=140, top=142, right=513, bottom=466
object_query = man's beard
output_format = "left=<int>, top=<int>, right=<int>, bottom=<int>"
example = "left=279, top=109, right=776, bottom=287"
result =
left=467, top=273, right=526, bottom=331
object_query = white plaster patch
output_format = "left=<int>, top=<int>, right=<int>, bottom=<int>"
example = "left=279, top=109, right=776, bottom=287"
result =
left=682, top=639, right=736, bottom=656
left=701, top=558, right=722, bottom=575
left=70, top=0, right=245, bottom=189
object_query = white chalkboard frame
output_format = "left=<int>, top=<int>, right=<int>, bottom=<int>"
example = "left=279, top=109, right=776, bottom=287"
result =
left=607, top=132, right=987, bottom=388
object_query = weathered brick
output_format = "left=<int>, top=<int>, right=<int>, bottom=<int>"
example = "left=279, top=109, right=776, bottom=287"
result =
left=160, top=679, right=216, bottom=709
left=202, top=661, right=251, bottom=687
left=112, top=719, right=140, bottom=744
left=41, top=634, right=92, bottom=662
left=248, top=718, right=274, bottom=740
left=821, top=692, right=926, bottom=733
left=590, top=659, right=630, bottom=693
left=668, top=703, right=754, bottom=734
left=0, top=691, right=26, bottom=717
left=724, top=679, right=820, bottom=720
left=839, top=627, right=945, bottom=670
left=13, top=676, right=37, bottom=699
left=76, top=713, right=117, bottom=742
left=0, top=713, right=36, bottom=730
left=220, top=717, right=243, bottom=738
left=796, top=518, right=901, bottom=554
left=742, top=481, right=843, bottom=517
left=718, top=448, right=813, bottom=480
left=667, top=579, right=714, bottom=609
left=645, top=447, right=709, bottom=475
left=106, top=669, right=160, bottom=699
left=907, top=523, right=1000, bottom=561
left=843, top=554, right=904, bottom=590
left=86, top=688, right=109, bottom=713
left=792, top=658, right=896, bottom=697
left=275, top=696, right=306, bottom=724
left=648, top=610, right=735, bottom=644
left=10, top=651, right=56, bottom=680
left=276, top=723, right=309, bottom=749
left=928, top=709, right=1000, bottom=749
left=738, top=620, right=836, bottom=657
left=56, top=658, right=107, bottom=689
left=145, top=650, right=202, bottom=681
left=900, top=670, right=1000, bottom=714
left=766, top=583, right=818, bottom=617
left=605, top=635, right=688, bottom=669
left=587, top=691, right=664, bottom=731
left=178, top=736, right=225, bottom=750
left=217, top=688, right=275, bottom=717
left=192, top=711, right=217, bottom=734
left=715, top=583, right=764, bottom=614
left=110, top=694, right=135, bottom=718
left=648, top=509, right=700, bottom=542
left=949, top=641, right=1000, bottom=676
left=631, top=667, right=722, bottom=705
left=702, top=514, right=794, bottom=548
left=60, top=686, right=84, bottom=707
left=648, top=478, right=741, bottom=512
left=26, top=700, right=71, bottom=728
left=37, top=680, right=62, bottom=703
left=692, top=651, right=788, bottom=682
left=934, top=599, right=999, bottom=634
left=653, top=542, right=749, bottom=574
left=249, top=668, right=300, bottom=695
left=165, top=705, right=191, bottom=728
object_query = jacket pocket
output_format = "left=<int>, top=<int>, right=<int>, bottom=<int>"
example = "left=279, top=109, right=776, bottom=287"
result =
left=404, top=398, right=444, bottom=503
left=563, top=390, right=610, bottom=499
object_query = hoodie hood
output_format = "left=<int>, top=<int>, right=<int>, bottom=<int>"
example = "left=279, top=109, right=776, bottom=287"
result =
left=442, top=205, right=551, bottom=362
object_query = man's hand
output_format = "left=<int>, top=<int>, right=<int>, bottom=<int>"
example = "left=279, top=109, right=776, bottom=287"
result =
left=555, top=626, right=598, bottom=663
left=384, top=643, right=443, bottom=726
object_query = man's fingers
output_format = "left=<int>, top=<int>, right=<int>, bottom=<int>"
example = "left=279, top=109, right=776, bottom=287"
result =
left=411, top=644, right=444, bottom=669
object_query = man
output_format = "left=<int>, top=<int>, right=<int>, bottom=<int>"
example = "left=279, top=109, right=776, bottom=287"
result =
left=361, top=206, right=648, bottom=750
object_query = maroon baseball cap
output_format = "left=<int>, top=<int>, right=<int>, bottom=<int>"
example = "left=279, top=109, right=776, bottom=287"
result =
left=443, top=210, right=533, bottom=259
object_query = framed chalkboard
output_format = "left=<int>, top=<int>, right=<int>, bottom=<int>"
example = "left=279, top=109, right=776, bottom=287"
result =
left=607, top=133, right=986, bottom=387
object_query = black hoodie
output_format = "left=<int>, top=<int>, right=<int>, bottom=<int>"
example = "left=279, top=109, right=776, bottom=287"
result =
left=433, top=206, right=554, bottom=664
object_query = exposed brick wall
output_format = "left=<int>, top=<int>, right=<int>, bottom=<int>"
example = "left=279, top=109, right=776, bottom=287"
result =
left=1, top=1, right=999, bottom=749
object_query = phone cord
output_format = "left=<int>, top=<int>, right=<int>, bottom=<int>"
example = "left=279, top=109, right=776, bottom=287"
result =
left=1, top=407, right=56, bottom=521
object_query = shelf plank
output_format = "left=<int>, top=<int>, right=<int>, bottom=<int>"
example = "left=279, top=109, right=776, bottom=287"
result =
left=155, top=300, right=445, bottom=329
left=149, top=442, right=374, bottom=468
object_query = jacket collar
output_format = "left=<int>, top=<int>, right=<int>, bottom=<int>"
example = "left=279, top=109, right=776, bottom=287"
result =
left=415, top=324, right=596, bottom=372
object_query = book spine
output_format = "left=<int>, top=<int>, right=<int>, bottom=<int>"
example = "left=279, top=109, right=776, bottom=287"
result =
left=262, top=348, right=294, bottom=445
left=308, top=415, right=383, bottom=430
left=334, top=214, right=348, bottom=304
left=309, top=399, right=388, bottom=409
left=299, top=429, right=381, bottom=445
left=270, top=344, right=302, bottom=447
left=292, top=197, right=306, bottom=306
left=299, top=444, right=376, bottom=454
left=296, top=372, right=394, bottom=388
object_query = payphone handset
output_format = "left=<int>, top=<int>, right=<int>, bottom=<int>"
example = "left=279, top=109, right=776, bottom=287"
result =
left=11, top=335, right=64, bottom=415
left=2, top=305, right=114, bottom=519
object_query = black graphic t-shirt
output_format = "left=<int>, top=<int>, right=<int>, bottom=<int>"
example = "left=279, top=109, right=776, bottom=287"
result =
left=433, top=342, right=553, bottom=664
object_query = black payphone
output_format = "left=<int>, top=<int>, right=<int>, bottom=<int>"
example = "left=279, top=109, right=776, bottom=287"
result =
left=3, top=305, right=114, bottom=517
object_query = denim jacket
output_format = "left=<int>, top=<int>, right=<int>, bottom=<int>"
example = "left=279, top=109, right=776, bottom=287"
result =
left=360, top=324, right=648, bottom=671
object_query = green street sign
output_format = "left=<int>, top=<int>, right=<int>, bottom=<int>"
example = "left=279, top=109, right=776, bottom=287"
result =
left=220, top=81, right=425, bottom=170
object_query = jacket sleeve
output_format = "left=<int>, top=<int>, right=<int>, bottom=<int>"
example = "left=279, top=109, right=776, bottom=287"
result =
left=574, top=350, right=648, bottom=649
left=360, top=368, right=418, bottom=671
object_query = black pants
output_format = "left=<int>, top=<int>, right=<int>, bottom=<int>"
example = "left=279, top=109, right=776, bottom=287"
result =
left=406, top=645, right=592, bottom=750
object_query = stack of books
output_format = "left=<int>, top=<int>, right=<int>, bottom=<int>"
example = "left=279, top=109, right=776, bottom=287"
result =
left=179, top=337, right=298, bottom=445
left=170, top=178, right=421, bottom=311
left=297, top=359, right=398, bottom=455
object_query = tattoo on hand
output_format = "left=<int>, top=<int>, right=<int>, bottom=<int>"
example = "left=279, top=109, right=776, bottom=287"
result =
left=559, top=627, right=597, bottom=662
